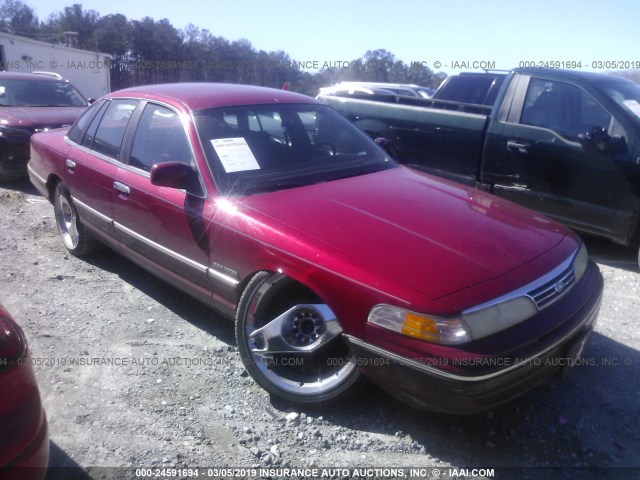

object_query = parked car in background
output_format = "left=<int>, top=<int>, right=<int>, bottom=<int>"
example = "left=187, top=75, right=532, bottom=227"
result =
left=0, top=71, right=88, bottom=181
left=318, top=81, right=434, bottom=99
left=29, top=83, right=602, bottom=413
left=0, top=304, right=49, bottom=480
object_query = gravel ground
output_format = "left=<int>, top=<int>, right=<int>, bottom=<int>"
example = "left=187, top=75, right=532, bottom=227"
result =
left=0, top=179, right=639, bottom=480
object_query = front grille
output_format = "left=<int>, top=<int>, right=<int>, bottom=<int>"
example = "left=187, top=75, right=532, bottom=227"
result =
left=528, top=264, right=576, bottom=310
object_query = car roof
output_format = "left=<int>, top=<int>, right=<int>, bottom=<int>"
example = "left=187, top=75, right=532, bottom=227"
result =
left=318, top=85, right=396, bottom=95
left=108, top=83, right=318, bottom=111
left=0, top=71, right=66, bottom=82
left=513, top=67, right=635, bottom=87
left=335, top=81, right=425, bottom=88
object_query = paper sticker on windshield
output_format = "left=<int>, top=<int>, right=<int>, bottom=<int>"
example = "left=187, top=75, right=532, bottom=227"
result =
left=211, top=137, right=260, bottom=173
left=623, top=99, right=640, bottom=119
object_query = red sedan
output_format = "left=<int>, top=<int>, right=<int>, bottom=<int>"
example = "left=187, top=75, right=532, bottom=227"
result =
left=28, top=83, right=603, bottom=413
left=0, top=305, right=49, bottom=480
left=0, top=72, right=88, bottom=181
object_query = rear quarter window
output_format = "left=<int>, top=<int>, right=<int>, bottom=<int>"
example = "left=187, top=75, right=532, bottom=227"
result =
left=436, top=76, right=497, bottom=105
left=67, top=100, right=106, bottom=144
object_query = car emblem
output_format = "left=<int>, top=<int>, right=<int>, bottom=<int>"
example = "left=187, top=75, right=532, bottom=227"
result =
left=554, top=278, right=570, bottom=293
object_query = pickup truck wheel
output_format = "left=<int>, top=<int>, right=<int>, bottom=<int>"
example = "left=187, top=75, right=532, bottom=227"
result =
left=236, top=271, right=365, bottom=404
left=53, top=182, right=100, bottom=256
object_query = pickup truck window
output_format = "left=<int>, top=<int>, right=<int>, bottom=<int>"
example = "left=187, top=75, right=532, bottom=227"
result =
left=129, top=103, right=194, bottom=172
left=91, top=99, right=137, bottom=160
left=435, top=74, right=505, bottom=106
left=603, top=79, right=640, bottom=121
left=520, top=78, right=612, bottom=141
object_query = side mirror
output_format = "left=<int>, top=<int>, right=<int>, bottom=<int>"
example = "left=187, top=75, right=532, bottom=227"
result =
left=374, top=137, right=402, bottom=158
left=579, top=127, right=628, bottom=160
left=579, top=127, right=610, bottom=153
left=150, top=162, right=201, bottom=194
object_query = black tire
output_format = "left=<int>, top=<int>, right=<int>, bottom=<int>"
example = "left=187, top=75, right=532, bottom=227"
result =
left=53, top=181, right=100, bottom=256
left=235, top=271, right=365, bottom=404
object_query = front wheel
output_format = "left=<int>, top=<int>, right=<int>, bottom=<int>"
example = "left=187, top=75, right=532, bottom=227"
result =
left=236, top=272, right=365, bottom=404
left=53, top=182, right=100, bottom=256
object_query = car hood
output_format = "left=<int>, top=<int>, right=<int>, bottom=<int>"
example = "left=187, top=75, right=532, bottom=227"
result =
left=0, top=106, right=86, bottom=130
left=240, top=167, right=567, bottom=300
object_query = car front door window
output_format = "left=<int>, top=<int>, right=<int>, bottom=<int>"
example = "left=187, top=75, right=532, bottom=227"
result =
left=129, top=103, right=194, bottom=172
left=520, top=78, right=613, bottom=141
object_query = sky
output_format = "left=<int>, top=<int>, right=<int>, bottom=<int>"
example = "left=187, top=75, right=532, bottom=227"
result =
left=25, top=0, right=640, bottom=75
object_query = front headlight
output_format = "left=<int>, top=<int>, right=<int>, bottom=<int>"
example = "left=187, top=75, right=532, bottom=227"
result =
left=368, top=305, right=471, bottom=345
left=0, top=125, right=32, bottom=143
left=368, top=298, right=537, bottom=346
left=369, top=244, right=589, bottom=346
left=573, top=243, right=589, bottom=284
left=461, top=296, right=538, bottom=339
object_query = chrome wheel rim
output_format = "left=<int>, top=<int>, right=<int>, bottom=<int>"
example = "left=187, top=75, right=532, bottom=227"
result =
left=54, top=186, right=79, bottom=250
left=245, top=279, right=358, bottom=397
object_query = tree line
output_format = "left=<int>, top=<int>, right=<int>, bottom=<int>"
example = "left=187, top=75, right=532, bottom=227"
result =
left=0, top=0, right=446, bottom=95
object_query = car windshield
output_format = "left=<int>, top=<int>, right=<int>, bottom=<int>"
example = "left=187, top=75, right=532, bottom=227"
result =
left=602, top=79, right=640, bottom=122
left=0, top=79, right=87, bottom=107
left=195, top=103, right=396, bottom=195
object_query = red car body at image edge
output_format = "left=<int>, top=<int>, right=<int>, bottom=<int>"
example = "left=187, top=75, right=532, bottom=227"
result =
left=28, top=83, right=603, bottom=413
left=0, top=304, right=49, bottom=480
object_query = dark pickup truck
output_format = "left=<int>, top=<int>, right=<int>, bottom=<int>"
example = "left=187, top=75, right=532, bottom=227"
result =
left=319, top=68, right=640, bottom=266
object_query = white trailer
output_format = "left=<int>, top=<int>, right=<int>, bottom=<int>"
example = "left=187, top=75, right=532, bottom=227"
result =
left=0, top=32, right=111, bottom=99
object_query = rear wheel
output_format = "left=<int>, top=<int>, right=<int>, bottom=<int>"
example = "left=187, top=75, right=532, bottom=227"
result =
left=53, top=182, right=100, bottom=256
left=236, top=271, right=364, bottom=404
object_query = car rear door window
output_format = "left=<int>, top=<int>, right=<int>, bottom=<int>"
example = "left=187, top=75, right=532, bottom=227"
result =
left=129, top=103, right=194, bottom=172
left=91, top=99, right=137, bottom=160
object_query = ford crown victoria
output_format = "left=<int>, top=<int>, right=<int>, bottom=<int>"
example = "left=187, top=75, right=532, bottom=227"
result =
left=28, top=83, right=603, bottom=413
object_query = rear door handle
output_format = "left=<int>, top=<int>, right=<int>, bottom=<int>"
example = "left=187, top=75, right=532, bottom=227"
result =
left=113, top=181, right=130, bottom=195
left=65, top=159, right=76, bottom=171
left=506, top=140, right=530, bottom=154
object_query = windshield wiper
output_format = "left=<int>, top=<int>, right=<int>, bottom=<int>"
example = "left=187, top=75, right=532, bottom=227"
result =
left=240, top=180, right=308, bottom=195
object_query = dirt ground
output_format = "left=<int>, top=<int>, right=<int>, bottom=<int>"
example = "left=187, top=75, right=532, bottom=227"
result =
left=1, top=179, right=639, bottom=480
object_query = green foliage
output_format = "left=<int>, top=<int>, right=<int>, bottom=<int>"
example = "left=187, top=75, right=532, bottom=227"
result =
left=329, top=49, right=441, bottom=88
left=47, top=4, right=100, bottom=49
left=0, top=0, right=444, bottom=94
left=0, top=0, right=38, bottom=35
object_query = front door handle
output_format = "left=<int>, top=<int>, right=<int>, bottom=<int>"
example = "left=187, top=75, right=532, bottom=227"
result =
left=113, top=181, right=130, bottom=195
left=65, top=159, right=76, bottom=171
left=507, top=140, right=530, bottom=154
